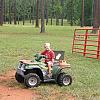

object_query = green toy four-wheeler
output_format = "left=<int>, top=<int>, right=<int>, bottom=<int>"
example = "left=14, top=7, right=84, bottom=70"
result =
left=15, top=51, right=72, bottom=88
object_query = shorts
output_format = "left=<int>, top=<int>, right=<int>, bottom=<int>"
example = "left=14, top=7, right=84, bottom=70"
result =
left=46, top=61, right=53, bottom=66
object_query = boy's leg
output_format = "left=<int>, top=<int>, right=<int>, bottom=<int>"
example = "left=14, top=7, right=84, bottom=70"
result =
left=48, top=64, right=52, bottom=74
left=47, top=62, right=53, bottom=77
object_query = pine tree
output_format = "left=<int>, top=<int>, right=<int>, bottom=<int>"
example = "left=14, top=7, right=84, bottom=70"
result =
left=40, top=0, right=45, bottom=33
left=0, top=0, right=4, bottom=26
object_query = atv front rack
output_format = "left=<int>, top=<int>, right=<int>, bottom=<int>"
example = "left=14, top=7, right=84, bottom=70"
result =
left=20, top=60, right=38, bottom=65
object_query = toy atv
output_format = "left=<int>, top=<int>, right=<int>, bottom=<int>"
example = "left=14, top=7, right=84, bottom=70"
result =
left=15, top=51, right=72, bottom=88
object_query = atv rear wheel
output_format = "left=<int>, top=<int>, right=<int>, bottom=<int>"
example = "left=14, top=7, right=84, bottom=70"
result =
left=57, top=73, right=72, bottom=86
left=15, top=72, right=24, bottom=83
left=24, top=73, right=40, bottom=88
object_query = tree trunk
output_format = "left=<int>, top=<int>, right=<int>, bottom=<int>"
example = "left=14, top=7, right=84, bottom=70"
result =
left=29, top=1, right=32, bottom=24
left=32, top=0, right=34, bottom=25
left=40, top=0, right=45, bottom=33
left=14, top=0, right=17, bottom=25
left=56, top=17, right=59, bottom=25
left=35, top=0, right=39, bottom=27
left=22, top=0, right=25, bottom=25
left=93, top=0, right=100, bottom=28
left=3, top=0, right=6, bottom=24
left=81, top=0, right=84, bottom=27
left=0, top=0, right=4, bottom=26
left=23, top=15, right=25, bottom=25
left=51, top=0, right=54, bottom=25
left=18, top=15, right=19, bottom=24
left=51, top=17, right=52, bottom=25
left=45, top=0, right=48, bottom=25
left=9, top=0, right=12, bottom=24
left=98, top=0, right=100, bottom=26
left=93, top=0, right=100, bottom=33
left=29, top=14, right=31, bottom=23
left=70, top=0, right=73, bottom=26
left=61, top=16, right=63, bottom=26
left=61, top=0, right=64, bottom=26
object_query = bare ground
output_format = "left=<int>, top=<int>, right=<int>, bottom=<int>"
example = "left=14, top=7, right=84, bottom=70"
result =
left=0, top=70, right=40, bottom=100
left=0, top=70, right=76, bottom=100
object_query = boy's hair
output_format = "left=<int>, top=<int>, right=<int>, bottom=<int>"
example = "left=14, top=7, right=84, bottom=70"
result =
left=44, top=43, right=50, bottom=47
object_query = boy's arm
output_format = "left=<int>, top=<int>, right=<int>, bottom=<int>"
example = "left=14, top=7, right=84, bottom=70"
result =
left=51, top=51, right=55, bottom=63
left=51, top=58, right=55, bottom=63
left=41, top=50, right=45, bottom=55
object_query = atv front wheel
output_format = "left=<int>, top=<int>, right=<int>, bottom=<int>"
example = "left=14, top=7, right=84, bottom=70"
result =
left=57, top=73, right=72, bottom=86
left=24, top=73, right=40, bottom=88
left=15, top=72, right=24, bottom=83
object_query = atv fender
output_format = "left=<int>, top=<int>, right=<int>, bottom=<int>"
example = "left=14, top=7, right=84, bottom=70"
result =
left=24, top=68, right=44, bottom=81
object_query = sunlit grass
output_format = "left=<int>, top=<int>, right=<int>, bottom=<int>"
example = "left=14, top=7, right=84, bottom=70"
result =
left=0, top=24, right=100, bottom=100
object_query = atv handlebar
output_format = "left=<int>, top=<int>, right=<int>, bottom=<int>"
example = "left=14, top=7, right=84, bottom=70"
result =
left=34, top=54, right=47, bottom=61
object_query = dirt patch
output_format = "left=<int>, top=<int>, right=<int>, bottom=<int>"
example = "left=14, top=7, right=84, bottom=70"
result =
left=0, top=70, right=40, bottom=100
left=0, top=85, right=33, bottom=100
left=0, top=70, right=75, bottom=100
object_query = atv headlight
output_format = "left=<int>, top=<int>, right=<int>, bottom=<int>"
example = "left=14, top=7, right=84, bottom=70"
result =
left=20, top=64, right=26, bottom=71
left=18, top=63, right=26, bottom=71
left=18, top=62, right=22, bottom=69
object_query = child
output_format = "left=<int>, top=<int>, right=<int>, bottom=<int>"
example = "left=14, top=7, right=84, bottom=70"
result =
left=41, top=43, right=55, bottom=77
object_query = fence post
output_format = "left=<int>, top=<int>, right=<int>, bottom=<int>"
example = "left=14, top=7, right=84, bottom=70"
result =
left=83, top=29, right=88, bottom=57
left=97, top=30, right=100, bottom=59
left=72, top=29, right=76, bottom=53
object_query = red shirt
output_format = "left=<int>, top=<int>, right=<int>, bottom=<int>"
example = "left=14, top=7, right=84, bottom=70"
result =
left=41, top=50, right=55, bottom=63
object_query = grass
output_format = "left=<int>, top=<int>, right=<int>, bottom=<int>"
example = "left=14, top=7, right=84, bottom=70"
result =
left=0, top=24, right=100, bottom=100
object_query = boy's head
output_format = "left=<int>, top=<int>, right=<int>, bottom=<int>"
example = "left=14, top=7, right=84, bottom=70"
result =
left=44, top=43, right=51, bottom=50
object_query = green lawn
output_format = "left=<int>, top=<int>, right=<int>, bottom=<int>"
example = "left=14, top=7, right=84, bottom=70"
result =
left=0, top=24, right=100, bottom=100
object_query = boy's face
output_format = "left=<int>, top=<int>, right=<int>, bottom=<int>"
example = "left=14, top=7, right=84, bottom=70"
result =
left=44, top=44, right=50, bottom=50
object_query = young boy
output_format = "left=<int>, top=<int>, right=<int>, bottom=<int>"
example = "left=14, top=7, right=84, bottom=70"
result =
left=41, top=43, right=55, bottom=77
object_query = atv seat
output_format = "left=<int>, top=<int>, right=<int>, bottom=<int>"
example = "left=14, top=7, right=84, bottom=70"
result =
left=53, top=51, right=70, bottom=68
left=54, top=51, right=65, bottom=61
left=53, top=51, right=64, bottom=65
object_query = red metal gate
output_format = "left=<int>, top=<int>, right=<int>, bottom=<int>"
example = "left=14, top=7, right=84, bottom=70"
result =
left=72, top=28, right=100, bottom=59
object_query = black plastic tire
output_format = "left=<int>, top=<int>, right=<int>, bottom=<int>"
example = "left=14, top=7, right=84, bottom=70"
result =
left=24, top=73, right=40, bottom=88
left=15, top=72, right=24, bottom=83
left=57, top=73, right=72, bottom=86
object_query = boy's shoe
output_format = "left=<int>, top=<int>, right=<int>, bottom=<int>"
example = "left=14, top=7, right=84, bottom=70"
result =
left=47, top=73, right=52, bottom=78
